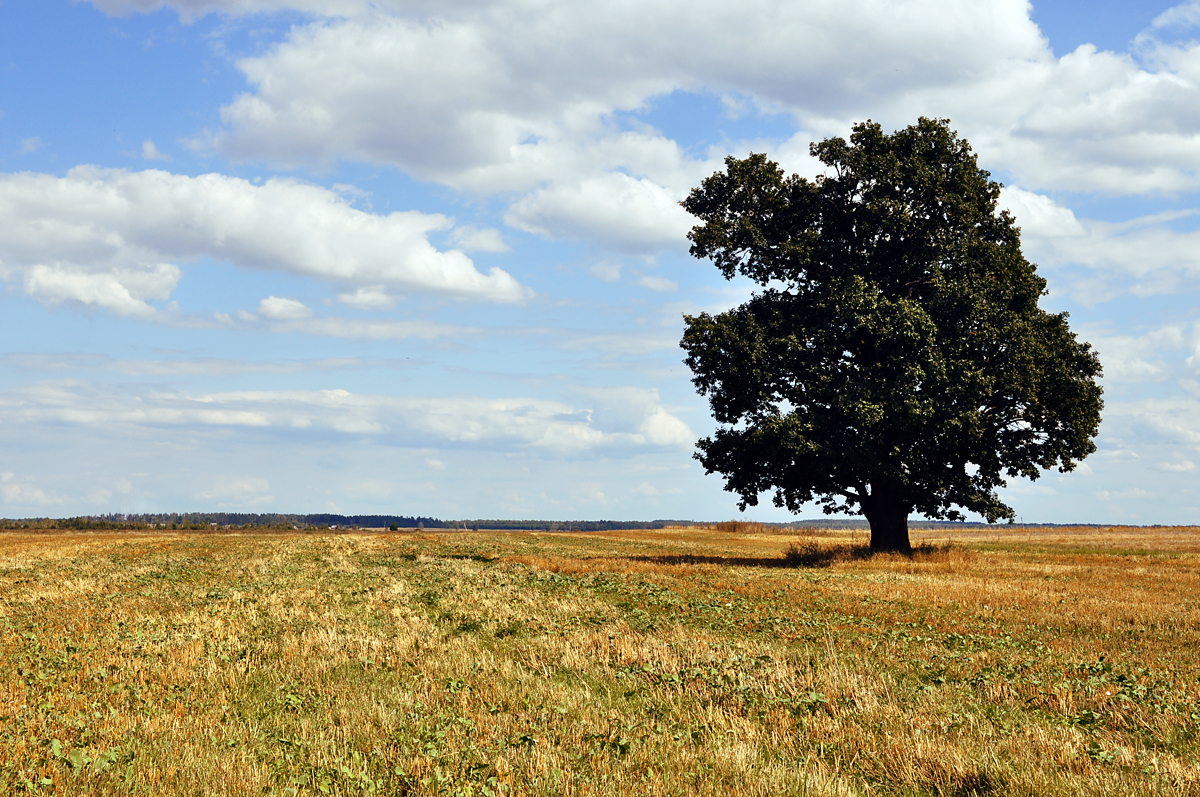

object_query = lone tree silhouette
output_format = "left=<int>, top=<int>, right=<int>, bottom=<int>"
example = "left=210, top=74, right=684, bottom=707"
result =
left=680, top=118, right=1103, bottom=553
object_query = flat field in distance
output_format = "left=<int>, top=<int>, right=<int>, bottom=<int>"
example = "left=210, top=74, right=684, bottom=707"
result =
left=2, top=525, right=1199, bottom=796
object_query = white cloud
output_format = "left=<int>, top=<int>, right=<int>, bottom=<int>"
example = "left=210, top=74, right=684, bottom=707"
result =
left=504, top=172, right=694, bottom=253
left=999, top=186, right=1087, bottom=240
left=337, top=285, right=396, bottom=309
left=1095, top=487, right=1153, bottom=501
left=573, top=386, right=693, bottom=447
left=159, top=1, right=1200, bottom=248
left=206, top=2, right=1040, bottom=173
left=23, top=263, right=180, bottom=317
left=1079, top=323, right=1191, bottom=383
left=0, top=352, right=373, bottom=376
left=269, top=317, right=471, bottom=340
left=999, top=187, right=1200, bottom=301
left=197, top=476, right=274, bottom=506
left=639, top=406, right=693, bottom=447
left=138, top=0, right=1200, bottom=258
left=0, top=168, right=527, bottom=316
left=141, top=139, right=171, bottom=161
left=1151, top=1, right=1200, bottom=31
left=173, top=4, right=996, bottom=249
left=0, top=471, right=63, bottom=506
left=638, top=275, right=678, bottom=293
left=590, top=261, right=622, bottom=282
left=88, top=487, right=114, bottom=503
left=213, top=307, right=471, bottom=339
left=1104, top=397, right=1200, bottom=449
left=257, top=295, right=313, bottom=319
left=951, top=43, right=1200, bottom=195
left=0, top=381, right=693, bottom=455
left=19, top=137, right=43, bottom=154
left=1155, top=460, right=1196, bottom=472
left=82, top=0, right=1200, bottom=211
left=450, top=226, right=509, bottom=253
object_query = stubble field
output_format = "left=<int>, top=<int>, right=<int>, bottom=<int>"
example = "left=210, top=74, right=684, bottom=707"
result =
left=1, top=524, right=1199, bottom=796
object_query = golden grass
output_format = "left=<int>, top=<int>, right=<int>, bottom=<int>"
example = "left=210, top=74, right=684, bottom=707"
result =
left=1, top=526, right=1199, bottom=795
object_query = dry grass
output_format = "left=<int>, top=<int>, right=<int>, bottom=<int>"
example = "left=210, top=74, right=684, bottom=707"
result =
left=1, top=525, right=1199, bottom=795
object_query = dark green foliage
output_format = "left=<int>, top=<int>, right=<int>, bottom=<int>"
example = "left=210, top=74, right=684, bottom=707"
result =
left=680, top=118, right=1103, bottom=552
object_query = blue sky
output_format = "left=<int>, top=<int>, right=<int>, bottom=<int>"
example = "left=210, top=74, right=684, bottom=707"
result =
left=2, top=0, right=1200, bottom=523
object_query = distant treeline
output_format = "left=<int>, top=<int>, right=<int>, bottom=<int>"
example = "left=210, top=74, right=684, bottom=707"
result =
left=0, top=513, right=1135, bottom=531
left=436, top=519, right=696, bottom=531
left=0, top=513, right=699, bottom=531
left=294, top=516, right=698, bottom=531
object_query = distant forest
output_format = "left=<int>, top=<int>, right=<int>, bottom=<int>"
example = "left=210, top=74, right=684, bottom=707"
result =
left=0, top=513, right=1121, bottom=530
left=0, top=513, right=700, bottom=531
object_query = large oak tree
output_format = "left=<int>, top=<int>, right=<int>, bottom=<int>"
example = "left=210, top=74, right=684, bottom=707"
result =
left=680, top=118, right=1103, bottom=552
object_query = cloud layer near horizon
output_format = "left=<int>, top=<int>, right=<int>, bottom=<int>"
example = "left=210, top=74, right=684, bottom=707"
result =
left=0, top=380, right=692, bottom=454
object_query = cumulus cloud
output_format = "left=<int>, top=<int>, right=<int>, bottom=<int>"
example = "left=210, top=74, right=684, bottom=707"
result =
left=1104, top=398, right=1200, bottom=450
left=206, top=2, right=1038, bottom=170
left=0, top=167, right=527, bottom=316
left=138, top=0, right=1200, bottom=252
left=963, top=43, right=1200, bottom=194
left=23, top=263, right=180, bottom=317
left=141, top=139, right=171, bottom=161
left=999, top=187, right=1087, bottom=240
left=0, top=471, right=62, bottom=506
left=1083, top=324, right=1191, bottom=383
left=999, top=186, right=1200, bottom=301
left=0, top=381, right=692, bottom=455
left=449, top=226, right=510, bottom=253
left=337, top=285, right=396, bottom=309
left=505, top=173, right=693, bottom=252
left=74, top=0, right=1200, bottom=257
left=164, top=1, right=1024, bottom=250
left=573, top=386, right=693, bottom=447
left=637, top=275, right=678, bottom=293
left=1151, top=1, right=1200, bottom=31
left=81, top=0, right=1200, bottom=211
left=590, top=262, right=622, bottom=282
left=257, top=295, right=313, bottom=319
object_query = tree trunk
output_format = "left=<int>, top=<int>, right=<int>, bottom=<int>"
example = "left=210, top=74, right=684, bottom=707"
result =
left=862, top=490, right=912, bottom=553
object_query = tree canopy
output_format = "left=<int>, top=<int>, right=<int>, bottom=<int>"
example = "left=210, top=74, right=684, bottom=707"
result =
left=680, top=118, right=1103, bottom=552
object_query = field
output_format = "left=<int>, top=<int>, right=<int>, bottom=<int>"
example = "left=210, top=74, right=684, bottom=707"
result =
left=2, top=525, right=1199, bottom=796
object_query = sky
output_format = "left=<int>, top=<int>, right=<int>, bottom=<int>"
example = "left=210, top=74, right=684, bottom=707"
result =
left=1, top=0, right=1199, bottom=524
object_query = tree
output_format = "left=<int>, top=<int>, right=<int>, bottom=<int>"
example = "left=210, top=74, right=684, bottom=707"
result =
left=680, top=118, right=1103, bottom=553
